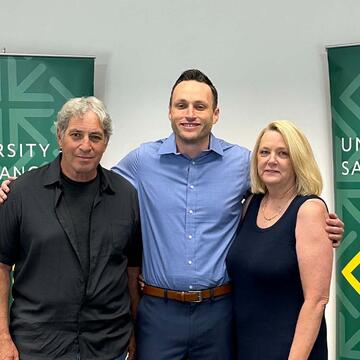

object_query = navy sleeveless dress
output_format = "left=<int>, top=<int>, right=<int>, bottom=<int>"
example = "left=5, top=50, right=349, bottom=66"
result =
left=226, top=194, right=327, bottom=359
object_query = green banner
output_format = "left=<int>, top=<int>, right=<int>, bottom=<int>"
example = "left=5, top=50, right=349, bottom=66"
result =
left=0, top=55, right=94, bottom=181
left=328, top=45, right=360, bottom=359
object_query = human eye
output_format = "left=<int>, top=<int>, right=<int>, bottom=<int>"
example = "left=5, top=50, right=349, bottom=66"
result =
left=194, top=102, right=207, bottom=111
left=70, top=132, right=82, bottom=140
left=89, top=133, right=104, bottom=143
left=175, top=102, right=186, bottom=109
left=259, top=149, right=269, bottom=156
left=278, top=150, right=289, bottom=158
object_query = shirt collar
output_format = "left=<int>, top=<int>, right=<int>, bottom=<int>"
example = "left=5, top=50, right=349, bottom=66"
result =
left=42, top=154, right=114, bottom=194
left=158, top=133, right=224, bottom=157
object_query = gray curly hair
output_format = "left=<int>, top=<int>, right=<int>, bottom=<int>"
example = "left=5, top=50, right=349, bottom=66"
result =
left=56, top=96, right=113, bottom=143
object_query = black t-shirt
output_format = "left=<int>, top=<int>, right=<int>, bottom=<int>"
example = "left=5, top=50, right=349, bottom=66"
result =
left=61, top=173, right=99, bottom=283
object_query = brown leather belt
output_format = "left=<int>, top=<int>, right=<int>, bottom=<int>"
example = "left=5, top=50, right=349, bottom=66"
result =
left=142, top=283, right=232, bottom=303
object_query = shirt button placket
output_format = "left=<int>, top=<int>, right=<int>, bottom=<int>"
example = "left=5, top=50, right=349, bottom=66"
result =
left=185, top=160, right=196, bottom=287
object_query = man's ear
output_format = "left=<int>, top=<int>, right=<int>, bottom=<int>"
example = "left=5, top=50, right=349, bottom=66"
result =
left=213, top=107, right=220, bottom=124
left=168, top=105, right=172, bottom=122
left=57, top=129, right=63, bottom=149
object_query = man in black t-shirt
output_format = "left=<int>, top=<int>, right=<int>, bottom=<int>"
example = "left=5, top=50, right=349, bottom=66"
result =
left=0, top=97, right=141, bottom=360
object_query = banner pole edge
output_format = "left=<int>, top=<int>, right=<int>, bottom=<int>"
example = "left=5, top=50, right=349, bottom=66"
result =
left=325, top=41, right=360, bottom=50
left=0, top=53, right=96, bottom=58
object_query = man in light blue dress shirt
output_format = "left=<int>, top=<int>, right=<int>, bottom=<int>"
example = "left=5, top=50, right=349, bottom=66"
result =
left=112, top=69, right=248, bottom=359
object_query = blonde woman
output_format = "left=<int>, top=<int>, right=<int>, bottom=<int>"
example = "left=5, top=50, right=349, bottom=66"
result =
left=227, top=120, right=332, bottom=359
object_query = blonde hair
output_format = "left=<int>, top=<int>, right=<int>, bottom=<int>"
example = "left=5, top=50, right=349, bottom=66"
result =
left=251, top=120, right=322, bottom=195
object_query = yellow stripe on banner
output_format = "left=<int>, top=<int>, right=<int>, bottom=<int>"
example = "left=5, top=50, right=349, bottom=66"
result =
left=342, top=251, right=360, bottom=295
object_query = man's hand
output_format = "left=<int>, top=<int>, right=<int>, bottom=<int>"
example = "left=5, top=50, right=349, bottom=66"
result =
left=0, top=178, right=15, bottom=204
left=127, top=332, right=136, bottom=360
left=138, top=274, right=145, bottom=291
left=0, top=336, right=19, bottom=360
left=326, top=212, right=344, bottom=248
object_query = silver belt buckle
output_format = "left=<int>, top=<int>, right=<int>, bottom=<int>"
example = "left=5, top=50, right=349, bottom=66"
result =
left=189, top=290, right=203, bottom=303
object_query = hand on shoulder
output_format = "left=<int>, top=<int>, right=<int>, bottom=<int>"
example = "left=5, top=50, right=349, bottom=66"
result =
left=0, top=178, right=16, bottom=204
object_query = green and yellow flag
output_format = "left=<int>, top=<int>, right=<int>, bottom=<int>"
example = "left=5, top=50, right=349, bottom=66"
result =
left=328, top=44, right=360, bottom=359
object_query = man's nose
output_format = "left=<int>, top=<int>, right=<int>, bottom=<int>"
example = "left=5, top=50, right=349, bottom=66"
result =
left=185, top=106, right=195, bottom=118
left=79, top=136, right=92, bottom=151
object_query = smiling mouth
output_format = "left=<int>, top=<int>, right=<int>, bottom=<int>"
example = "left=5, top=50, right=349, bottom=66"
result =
left=181, top=123, right=200, bottom=128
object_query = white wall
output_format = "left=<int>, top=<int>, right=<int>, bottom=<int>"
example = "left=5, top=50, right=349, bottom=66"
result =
left=3, top=1, right=360, bottom=357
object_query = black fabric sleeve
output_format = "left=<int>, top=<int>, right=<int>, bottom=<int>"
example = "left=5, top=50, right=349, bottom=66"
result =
left=0, top=186, right=21, bottom=266
left=125, top=192, right=142, bottom=267
left=126, top=218, right=142, bottom=267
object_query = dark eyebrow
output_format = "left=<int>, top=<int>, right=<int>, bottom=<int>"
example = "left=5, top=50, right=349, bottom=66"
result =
left=89, top=131, right=104, bottom=135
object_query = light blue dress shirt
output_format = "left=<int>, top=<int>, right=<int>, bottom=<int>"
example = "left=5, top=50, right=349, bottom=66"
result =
left=112, top=133, right=251, bottom=291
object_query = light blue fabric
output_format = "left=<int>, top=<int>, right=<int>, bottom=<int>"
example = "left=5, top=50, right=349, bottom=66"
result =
left=112, top=133, right=251, bottom=290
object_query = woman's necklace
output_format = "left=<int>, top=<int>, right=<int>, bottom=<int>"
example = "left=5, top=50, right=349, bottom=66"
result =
left=262, top=198, right=283, bottom=221
left=261, top=192, right=295, bottom=222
